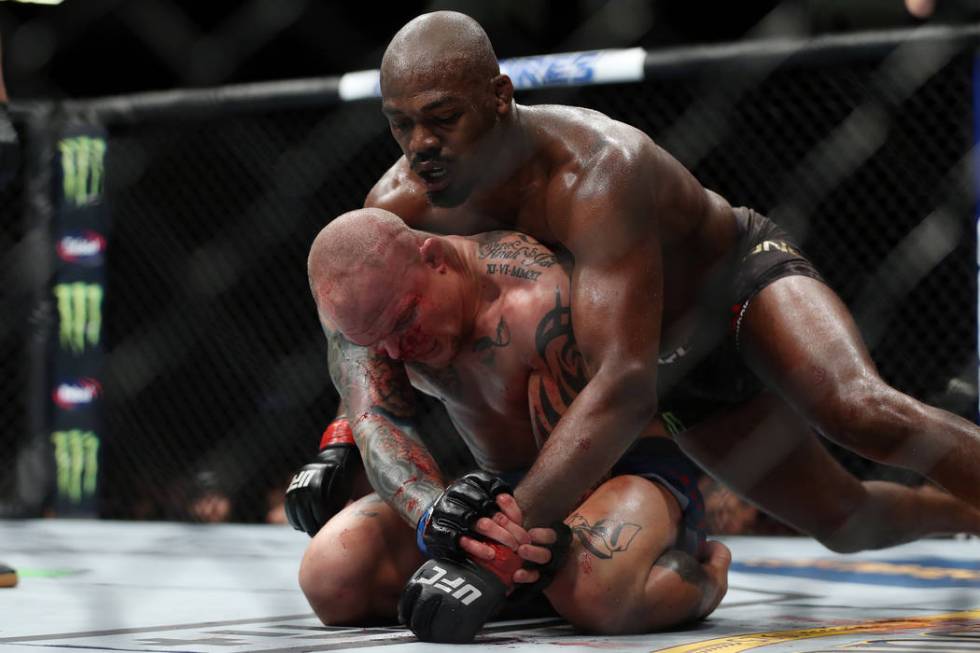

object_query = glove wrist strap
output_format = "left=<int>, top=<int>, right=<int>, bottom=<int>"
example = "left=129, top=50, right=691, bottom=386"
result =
left=319, top=417, right=354, bottom=450
left=416, top=505, right=433, bottom=557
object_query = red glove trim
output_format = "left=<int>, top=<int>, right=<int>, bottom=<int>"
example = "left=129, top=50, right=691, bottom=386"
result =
left=319, top=417, right=354, bottom=449
left=474, top=542, right=521, bottom=590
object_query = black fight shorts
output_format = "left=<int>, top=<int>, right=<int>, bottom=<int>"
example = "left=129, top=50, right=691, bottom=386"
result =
left=656, top=207, right=825, bottom=427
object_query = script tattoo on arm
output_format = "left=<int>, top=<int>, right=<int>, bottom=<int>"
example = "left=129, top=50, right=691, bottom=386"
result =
left=326, top=326, right=443, bottom=525
left=529, top=288, right=589, bottom=441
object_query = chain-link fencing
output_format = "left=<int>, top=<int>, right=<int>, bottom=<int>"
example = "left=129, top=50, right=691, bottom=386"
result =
left=1, top=24, right=977, bottom=528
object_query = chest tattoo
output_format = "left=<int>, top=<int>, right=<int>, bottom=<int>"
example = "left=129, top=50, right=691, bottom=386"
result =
left=472, top=316, right=512, bottom=366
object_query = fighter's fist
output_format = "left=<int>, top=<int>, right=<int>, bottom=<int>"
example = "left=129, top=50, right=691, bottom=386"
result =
left=416, top=471, right=512, bottom=560
left=285, top=418, right=361, bottom=536
left=399, top=549, right=519, bottom=643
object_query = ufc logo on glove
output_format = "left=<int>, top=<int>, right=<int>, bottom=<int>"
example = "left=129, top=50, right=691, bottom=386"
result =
left=416, top=564, right=484, bottom=605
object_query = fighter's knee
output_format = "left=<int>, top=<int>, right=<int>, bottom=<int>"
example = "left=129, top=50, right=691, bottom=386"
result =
left=810, top=485, right=902, bottom=554
left=299, top=542, right=371, bottom=624
left=814, top=528, right=867, bottom=554
left=812, top=377, right=915, bottom=449
left=552, top=585, right=635, bottom=635
left=599, top=473, right=654, bottom=498
left=298, top=524, right=383, bottom=625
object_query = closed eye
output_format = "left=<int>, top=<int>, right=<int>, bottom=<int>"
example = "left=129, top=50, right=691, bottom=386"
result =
left=393, top=304, right=417, bottom=331
left=434, top=112, right=461, bottom=125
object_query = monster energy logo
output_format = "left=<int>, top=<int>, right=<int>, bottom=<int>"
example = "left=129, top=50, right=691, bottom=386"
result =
left=59, top=136, right=106, bottom=207
left=661, top=411, right=686, bottom=436
left=51, top=430, right=100, bottom=504
left=54, top=282, right=103, bottom=354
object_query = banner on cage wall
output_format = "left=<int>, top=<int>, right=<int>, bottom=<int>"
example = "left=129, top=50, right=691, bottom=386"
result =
left=49, top=128, right=108, bottom=516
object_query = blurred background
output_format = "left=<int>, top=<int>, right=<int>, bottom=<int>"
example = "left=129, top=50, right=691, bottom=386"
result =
left=1, top=0, right=979, bottom=532
left=3, top=0, right=979, bottom=98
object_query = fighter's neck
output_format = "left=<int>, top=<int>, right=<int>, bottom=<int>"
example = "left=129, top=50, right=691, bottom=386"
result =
left=464, top=105, right=541, bottom=213
left=444, top=236, right=506, bottom=336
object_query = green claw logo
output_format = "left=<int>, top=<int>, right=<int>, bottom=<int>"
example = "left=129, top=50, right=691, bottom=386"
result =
left=59, top=136, right=106, bottom=207
left=51, top=429, right=100, bottom=504
left=661, top=411, right=686, bottom=436
left=54, top=283, right=103, bottom=354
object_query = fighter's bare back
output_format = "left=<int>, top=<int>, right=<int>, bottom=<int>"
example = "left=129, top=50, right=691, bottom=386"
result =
left=367, top=104, right=738, bottom=358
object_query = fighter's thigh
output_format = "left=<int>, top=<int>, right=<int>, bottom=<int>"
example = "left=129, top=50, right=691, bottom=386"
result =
left=300, top=493, right=422, bottom=611
left=739, top=275, right=879, bottom=421
left=546, top=475, right=681, bottom=620
left=674, top=392, right=867, bottom=542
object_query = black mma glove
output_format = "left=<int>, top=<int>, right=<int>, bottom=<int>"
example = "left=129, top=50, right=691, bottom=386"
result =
left=399, top=547, right=521, bottom=643
left=0, top=105, right=19, bottom=194
left=285, top=417, right=362, bottom=536
left=508, top=521, right=573, bottom=603
left=416, top=470, right=511, bottom=560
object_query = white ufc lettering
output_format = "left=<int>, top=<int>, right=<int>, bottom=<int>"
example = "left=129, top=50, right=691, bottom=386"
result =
left=416, top=565, right=483, bottom=605
left=287, top=470, right=316, bottom=492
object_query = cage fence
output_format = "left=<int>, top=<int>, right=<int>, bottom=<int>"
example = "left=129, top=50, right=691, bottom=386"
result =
left=0, top=24, right=977, bottom=533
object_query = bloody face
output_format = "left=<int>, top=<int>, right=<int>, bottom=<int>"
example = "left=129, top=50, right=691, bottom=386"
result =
left=340, top=264, right=466, bottom=368
left=381, top=71, right=498, bottom=208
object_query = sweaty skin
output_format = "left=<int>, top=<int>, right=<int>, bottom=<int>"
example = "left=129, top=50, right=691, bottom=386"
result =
left=306, top=211, right=730, bottom=631
left=328, top=11, right=980, bottom=554
left=314, top=216, right=672, bottom=483
left=344, top=17, right=737, bottom=533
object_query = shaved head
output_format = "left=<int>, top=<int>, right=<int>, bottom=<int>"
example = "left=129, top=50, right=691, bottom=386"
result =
left=308, top=208, right=422, bottom=337
left=381, top=11, right=499, bottom=93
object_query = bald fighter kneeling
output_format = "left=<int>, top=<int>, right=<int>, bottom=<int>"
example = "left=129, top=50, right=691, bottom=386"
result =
left=300, top=208, right=730, bottom=636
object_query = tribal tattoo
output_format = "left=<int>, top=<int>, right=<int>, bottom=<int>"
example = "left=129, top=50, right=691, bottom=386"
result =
left=325, top=326, right=443, bottom=524
left=472, top=316, right=511, bottom=366
left=529, top=288, right=589, bottom=440
left=568, top=513, right=642, bottom=559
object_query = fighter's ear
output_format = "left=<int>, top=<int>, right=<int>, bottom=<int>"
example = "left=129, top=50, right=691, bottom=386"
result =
left=420, top=237, right=448, bottom=272
left=492, top=74, right=514, bottom=116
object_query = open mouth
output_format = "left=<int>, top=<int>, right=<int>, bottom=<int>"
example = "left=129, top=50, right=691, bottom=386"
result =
left=416, top=164, right=451, bottom=193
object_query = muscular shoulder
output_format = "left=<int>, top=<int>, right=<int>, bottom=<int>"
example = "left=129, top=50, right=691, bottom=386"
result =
left=528, top=105, right=660, bottom=217
left=527, top=104, right=706, bottom=248
left=364, top=157, right=430, bottom=226
left=530, top=105, right=656, bottom=176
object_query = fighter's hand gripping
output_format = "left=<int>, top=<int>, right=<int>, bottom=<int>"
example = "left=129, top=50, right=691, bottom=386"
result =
left=416, top=471, right=521, bottom=560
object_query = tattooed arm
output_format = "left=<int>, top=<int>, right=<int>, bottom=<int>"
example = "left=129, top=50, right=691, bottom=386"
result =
left=326, top=325, right=444, bottom=526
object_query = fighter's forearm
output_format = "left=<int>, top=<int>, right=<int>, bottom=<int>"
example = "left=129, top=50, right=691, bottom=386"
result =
left=326, top=328, right=444, bottom=525
left=516, top=367, right=657, bottom=526
left=353, top=413, right=445, bottom=525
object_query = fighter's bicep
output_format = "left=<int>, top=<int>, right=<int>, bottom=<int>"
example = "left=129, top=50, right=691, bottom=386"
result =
left=568, top=243, right=664, bottom=375
left=556, top=160, right=665, bottom=375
